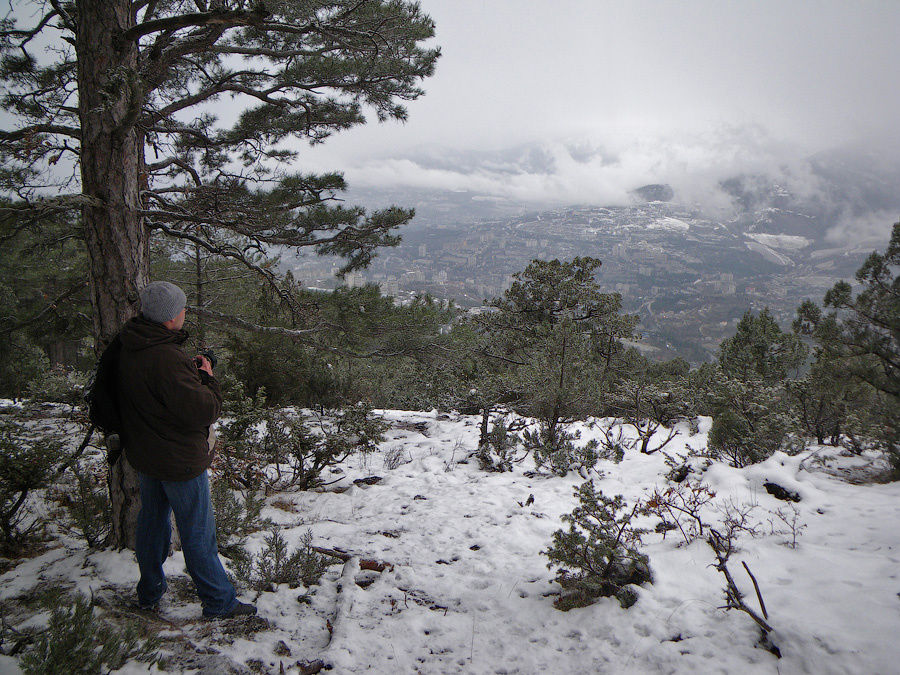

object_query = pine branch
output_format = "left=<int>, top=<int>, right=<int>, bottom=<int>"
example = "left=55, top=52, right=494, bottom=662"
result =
left=0, top=195, right=104, bottom=225
left=145, top=157, right=202, bottom=186
left=0, top=124, right=81, bottom=142
left=188, top=305, right=323, bottom=338
left=0, top=281, right=89, bottom=336
left=0, top=8, right=59, bottom=44
left=124, top=7, right=269, bottom=42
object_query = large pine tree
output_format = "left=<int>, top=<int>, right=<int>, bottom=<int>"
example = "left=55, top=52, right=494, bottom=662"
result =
left=0, top=0, right=439, bottom=547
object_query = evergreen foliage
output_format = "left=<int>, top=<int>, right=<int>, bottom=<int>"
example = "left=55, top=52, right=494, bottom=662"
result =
left=474, top=415, right=519, bottom=473
left=223, top=284, right=452, bottom=408
left=795, top=223, right=899, bottom=472
left=718, top=308, right=806, bottom=385
left=0, top=291, right=48, bottom=398
left=0, top=419, right=65, bottom=549
left=523, top=423, right=601, bottom=478
left=0, top=212, right=91, bottom=384
left=19, top=594, right=159, bottom=675
left=820, top=222, right=900, bottom=399
left=218, top=383, right=387, bottom=491
left=784, top=359, right=855, bottom=445
left=209, top=473, right=267, bottom=562
left=238, top=527, right=331, bottom=591
left=52, top=461, right=110, bottom=549
left=707, top=377, right=791, bottom=468
left=545, top=481, right=651, bottom=610
left=707, top=309, right=802, bottom=467
left=460, top=258, right=636, bottom=470
left=26, top=367, right=86, bottom=406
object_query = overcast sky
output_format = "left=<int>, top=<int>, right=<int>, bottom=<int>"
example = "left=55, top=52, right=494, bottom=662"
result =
left=7, top=0, right=898, bottom=216
left=293, top=0, right=900, bottom=207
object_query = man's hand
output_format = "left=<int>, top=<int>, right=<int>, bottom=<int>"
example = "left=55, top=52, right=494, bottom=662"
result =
left=195, top=355, right=213, bottom=376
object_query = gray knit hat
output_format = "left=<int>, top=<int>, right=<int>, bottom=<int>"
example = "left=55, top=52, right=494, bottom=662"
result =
left=140, top=281, right=187, bottom=324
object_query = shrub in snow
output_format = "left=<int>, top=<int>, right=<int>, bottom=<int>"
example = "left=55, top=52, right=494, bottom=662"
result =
left=707, top=392, right=790, bottom=468
left=544, top=481, right=651, bottom=610
left=768, top=504, right=806, bottom=549
left=607, top=378, right=686, bottom=455
left=24, top=366, right=86, bottom=406
left=218, top=384, right=387, bottom=491
left=641, top=482, right=717, bottom=545
left=523, top=422, right=600, bottom=478
left=216, top=383, right=271, bottom=489
left=237, top=526, right=331, bottom=591
left=209, top=473, right=267, bottom=562
left=259, top=403, right=387, bottom=489
left=475, top=415, right=519, bottom=472
left=383, top=445, right=410, bottom=471
left=596, top=422, right=629, bottom=464
left=19, top=594, right=159, bottom=674
left=0, top=419, right=65, bottom=550
left=842, top=401, right=900, bottom=476
left=51, top=460, right=110, bottom=549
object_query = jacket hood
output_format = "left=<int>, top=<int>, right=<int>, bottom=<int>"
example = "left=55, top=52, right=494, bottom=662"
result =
left=119, top=316, right=188, bottom=352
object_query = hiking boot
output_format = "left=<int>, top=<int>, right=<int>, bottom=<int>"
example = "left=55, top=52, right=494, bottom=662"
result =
left=205, top=601, right=257, bottom=620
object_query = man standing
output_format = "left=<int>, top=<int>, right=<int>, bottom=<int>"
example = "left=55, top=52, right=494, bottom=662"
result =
left=117, top=281, right=256, bottom=619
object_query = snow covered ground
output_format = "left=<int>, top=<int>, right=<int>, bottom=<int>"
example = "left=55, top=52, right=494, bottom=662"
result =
left=2, top=409, right=899, bottom=674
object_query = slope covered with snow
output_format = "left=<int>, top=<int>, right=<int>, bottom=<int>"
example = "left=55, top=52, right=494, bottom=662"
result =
left=1, top=410, right=898, bottom=674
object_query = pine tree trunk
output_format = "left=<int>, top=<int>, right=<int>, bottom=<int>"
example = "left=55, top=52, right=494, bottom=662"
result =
left=194, top=244, right=206, bottom=347
left=77, top=0, right=149, bottom=550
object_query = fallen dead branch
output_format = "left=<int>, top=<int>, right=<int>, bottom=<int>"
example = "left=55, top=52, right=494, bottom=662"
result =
left=312, top=546, right=394, bottom=573
left=707, top=529, right=773, bottom=634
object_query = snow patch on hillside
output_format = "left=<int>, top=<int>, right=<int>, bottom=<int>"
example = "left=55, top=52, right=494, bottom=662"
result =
left=745, top=240, right=793, bottom=266
left=747, top=233, right=811, bottom=250
left=648, top=217, right=690, bottom=231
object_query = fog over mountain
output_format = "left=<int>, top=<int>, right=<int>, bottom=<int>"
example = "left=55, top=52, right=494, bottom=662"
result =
left=289, top=0, right=899, bottom=250
left=342, top=134, right=900, bottom=248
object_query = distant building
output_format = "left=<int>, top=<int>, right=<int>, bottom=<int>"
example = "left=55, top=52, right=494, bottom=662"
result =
left=352, top=272, right=370, bottom=288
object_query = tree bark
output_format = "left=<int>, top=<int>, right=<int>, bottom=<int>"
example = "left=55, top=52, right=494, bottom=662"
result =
left=194, top=243, right=206, bottom=347
left=77, top=0, right=149, bottom=549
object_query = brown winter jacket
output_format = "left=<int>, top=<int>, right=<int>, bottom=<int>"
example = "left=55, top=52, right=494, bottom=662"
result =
left=117, top=316, right=222, bottom=481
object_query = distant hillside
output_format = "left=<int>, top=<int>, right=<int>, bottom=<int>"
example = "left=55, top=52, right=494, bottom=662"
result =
left=303, top=144, right=899, bottom=362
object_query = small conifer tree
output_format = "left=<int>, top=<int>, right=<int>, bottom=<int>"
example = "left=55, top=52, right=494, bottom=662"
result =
left=240, top=527, right=331, bottom=591
left=0, top=420, right=65, bottom=549
left=545, top=481, right=651, bottom=610
left=20, top=595, right=159, bottom=674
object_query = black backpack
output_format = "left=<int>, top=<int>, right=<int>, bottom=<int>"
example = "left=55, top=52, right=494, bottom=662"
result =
left=86, top=333, right=124, bottom=438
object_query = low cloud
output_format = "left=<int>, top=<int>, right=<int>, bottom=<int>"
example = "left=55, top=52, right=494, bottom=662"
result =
left=342, top=126, right=832, bottom=217
left=825, top=211, right=897, bottom=248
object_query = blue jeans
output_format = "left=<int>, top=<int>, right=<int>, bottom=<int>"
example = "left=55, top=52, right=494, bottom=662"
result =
left=135, top=470, right=237, bottom=617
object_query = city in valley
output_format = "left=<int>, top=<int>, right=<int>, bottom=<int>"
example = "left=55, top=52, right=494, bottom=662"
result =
left=286, top=184, right=876, bottom=362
